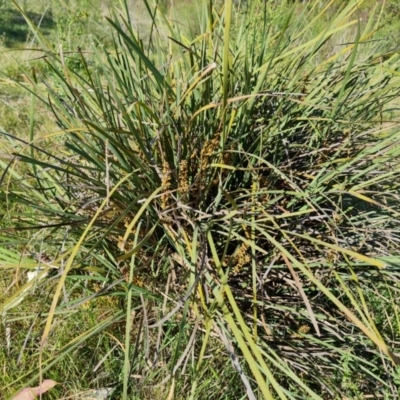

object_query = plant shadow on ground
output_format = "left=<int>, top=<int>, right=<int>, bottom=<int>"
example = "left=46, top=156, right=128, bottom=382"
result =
left=0, top=7, right=55, bottom=47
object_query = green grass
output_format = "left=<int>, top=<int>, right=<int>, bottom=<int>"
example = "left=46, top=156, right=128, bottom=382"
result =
left=1, top=0, right=400, bottom=399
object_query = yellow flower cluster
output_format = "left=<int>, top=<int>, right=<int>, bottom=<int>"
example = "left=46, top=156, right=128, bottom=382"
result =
left=200, top=137, right=219, bottom=171
left=291, top=324, right=311, bottom=338
left=179, top=159, right=189, bottom=194
left=224, top=242, right=251, bottom=275
left=161, top=160, right=171, bottom=209
left=198, top=137, right=219, bottom=191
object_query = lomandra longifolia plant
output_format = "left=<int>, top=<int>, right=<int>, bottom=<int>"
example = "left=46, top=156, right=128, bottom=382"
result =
left=2, top=0, right=400, bottom=398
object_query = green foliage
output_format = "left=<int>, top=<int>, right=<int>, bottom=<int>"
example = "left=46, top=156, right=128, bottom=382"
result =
left=1, top=0, right=400, bottom=398
left=0, top=0, right=108, bottom=50
left=0, top=5, right=55, bottom=47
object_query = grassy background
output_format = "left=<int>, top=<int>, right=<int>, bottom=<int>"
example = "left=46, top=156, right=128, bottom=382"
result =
left=1, top=0, right=400, bottom=399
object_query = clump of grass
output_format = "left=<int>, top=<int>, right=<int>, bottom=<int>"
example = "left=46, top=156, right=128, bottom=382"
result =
left=2, top=0, right=400, bottom=398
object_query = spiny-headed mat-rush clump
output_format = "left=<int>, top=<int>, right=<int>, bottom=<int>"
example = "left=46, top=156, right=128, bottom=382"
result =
left=1, top=0, right=400, bottom=398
